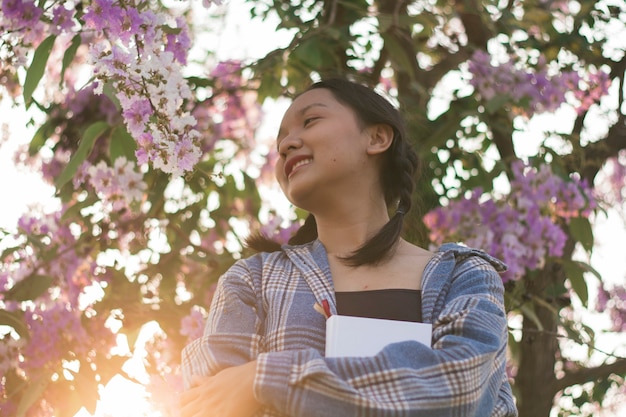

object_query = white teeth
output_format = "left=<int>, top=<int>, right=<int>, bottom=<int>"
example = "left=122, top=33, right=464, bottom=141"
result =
left=291, top=158, right=312, bottom=172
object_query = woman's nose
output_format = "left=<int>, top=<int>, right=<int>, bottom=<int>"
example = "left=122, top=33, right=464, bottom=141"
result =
left=277, top=133, right=302, bottom=157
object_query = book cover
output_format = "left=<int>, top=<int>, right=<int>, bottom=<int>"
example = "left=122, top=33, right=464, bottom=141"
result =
left=325, top=315, right=432, bottom=358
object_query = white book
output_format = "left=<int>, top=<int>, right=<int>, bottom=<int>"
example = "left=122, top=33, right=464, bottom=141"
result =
left=325, top=315, right=432, bottom=358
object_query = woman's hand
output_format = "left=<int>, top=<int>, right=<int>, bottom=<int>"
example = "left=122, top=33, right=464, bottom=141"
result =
left=180, top=360, right=261, bottom=417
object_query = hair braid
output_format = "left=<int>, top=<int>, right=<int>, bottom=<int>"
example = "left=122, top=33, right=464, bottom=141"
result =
left=339, top=129, right=419, bottom=266
left=392, top=134, right=419, bottom=214
left=288, top=214, right=318, bottom=245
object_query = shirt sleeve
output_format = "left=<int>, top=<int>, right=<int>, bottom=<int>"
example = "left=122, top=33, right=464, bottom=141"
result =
left=253, top=253, right=517, bottom=417
left=181, top=259, right=263, bottom=390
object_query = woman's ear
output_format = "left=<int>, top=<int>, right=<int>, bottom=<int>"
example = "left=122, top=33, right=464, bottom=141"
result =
left=366, top=124, right=394, bottom=155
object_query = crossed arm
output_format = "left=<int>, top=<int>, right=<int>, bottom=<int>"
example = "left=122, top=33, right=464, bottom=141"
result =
left=181, top=360, right=259, bottom=417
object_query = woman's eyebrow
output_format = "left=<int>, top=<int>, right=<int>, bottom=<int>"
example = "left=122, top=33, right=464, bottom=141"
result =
left=297, top=102, right=328, bottom=115
left=276, top=102, right=329, bottom=142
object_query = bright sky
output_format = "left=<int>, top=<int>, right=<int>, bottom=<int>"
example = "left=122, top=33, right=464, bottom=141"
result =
left=1, top=0, right=625, bottom=416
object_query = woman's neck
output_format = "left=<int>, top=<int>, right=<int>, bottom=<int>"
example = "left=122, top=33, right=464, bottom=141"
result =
left=314, top=204, right=390, bottom=258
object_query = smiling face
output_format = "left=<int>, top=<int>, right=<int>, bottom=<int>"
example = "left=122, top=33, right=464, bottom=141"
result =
left=274, top=88, right=382, bottom=212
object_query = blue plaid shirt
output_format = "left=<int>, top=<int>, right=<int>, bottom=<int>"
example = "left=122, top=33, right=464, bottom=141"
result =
left=182, top=240, right=518, bottom=416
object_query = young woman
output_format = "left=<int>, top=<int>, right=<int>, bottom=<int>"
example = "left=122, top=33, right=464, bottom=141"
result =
left=180, top=79, right=518, bottom=417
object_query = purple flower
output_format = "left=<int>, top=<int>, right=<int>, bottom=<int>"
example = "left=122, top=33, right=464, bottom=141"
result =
left=165, top=16, right=191, bottom=64
left=211, top=60, right=243, bottom=90
left=122, top=98, right=154, bottom=137
left=175, top=135, right=202, bottom=173
left=22, top=304, right=88, bottom=372
left=180, top=307, right=206, bottom=342
left=83, top=0, right=125, bottom=35
left=50, top=4, right=76, bottom=34
left=2, top=0, right=42, bottom=25
left=424, top=161, right=598, bottom=282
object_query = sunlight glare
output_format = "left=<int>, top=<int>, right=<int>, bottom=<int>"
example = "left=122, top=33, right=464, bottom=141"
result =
left=75, top=374, right=161, bottom=417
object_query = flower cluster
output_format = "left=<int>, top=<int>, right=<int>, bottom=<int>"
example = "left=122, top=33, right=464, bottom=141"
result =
left=1, top=207, right=116, bottom=413
left=468, top=50, right=611, bottom=117
left=84, top=0, right=202, bottom=176
left=1, top=0, right=82, bottom=103
left=1, top=0, right=46, bottom=75
left=2, top=1, right=208, bottom=176
left=21, top=303, right=89, bottom=372
left=0, top=334, right=22, bottom=380
left=259, top=213, right=303, bottom=245
left=424, top=161, right=597, bottom=281
left=596, top=149, right=626, bottom=210
left=10, top=210, right=99, bottom=307
left=596, top=283, right=626, bottom=332
left=207, top=61, right=263, bottom=148
left=74, top=157, right=147, bottom=215
left=180, top=305, right=207, bottom=343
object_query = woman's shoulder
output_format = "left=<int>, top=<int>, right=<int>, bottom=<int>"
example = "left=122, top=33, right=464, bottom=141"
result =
left=235, top=240, right=319, bottom=269
left=430, top=242, right=506, bottom=272
left=421, top=243, right=508, bottom=320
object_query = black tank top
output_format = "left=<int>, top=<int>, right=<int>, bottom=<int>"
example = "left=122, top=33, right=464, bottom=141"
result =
left=335, top=289, right=422, bottom=322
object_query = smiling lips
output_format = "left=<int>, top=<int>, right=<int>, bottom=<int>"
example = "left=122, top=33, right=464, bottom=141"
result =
left=285, top=156, right=313, bottom=178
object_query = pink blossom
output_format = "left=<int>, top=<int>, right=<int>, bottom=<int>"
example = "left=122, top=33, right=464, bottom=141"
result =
left=165, top=16, right=192, bottom=65
left=1, top=0, right=42, bottom=26
left=50, top=4, right=76, bottom=34
left=82, top=0, right=125, bottom=35
left=83, top=158, right=147, bottom=212
left=595, top=284, right=626, bottom=332
left=424, top=161, right=598, bottom=281
left=211, top=60, right=243, bottom=90
left=84, top=1, right=201, bottom=176
left=122, top=98, right=154, bottom=137
left=202, top=0, right=224, bottom=7
left=468, top=51, right=609, bottom=118
left=259, top=214, right=302, bottom=245
left=180, top=306, right=207, bottom=343
left=22, top=303, right=88, bottom=372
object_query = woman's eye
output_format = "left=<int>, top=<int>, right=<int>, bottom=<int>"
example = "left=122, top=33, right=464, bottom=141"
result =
left=303, top=117, right=318, bottom=127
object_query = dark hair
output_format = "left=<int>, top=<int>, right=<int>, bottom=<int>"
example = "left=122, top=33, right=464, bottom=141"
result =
left=246, top=78, right=419, bottom=266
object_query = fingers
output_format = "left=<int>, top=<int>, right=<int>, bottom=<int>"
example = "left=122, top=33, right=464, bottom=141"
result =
left=180, top=376, right=210, bottom=417
left=190, top=374, right=207, bottom=387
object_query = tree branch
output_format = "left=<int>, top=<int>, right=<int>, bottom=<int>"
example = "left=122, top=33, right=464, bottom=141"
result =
left=555, top=358, right=626, bottom=393
left=563, top=116, right=626, bottom=182
left=377, top=0, right=422, bottom=80
left=454, top=0, right=492, bottom=49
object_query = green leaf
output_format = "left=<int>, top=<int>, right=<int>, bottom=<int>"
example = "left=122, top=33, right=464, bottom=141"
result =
left=61, top=195, right=98, bottom=221
left=102, top=81, right=122, bottom=111
left=3, top=274, right=54, bottom=302
left=28, top=120, right=54, bottom=156
left=577, top=260, right=602, bottom=281
left=110, top=125, right=137, bottom=162
left=569, top=216, right=594, bottom=253
left=186, top=76, right=213, bottom=88
left=519, top=303, right=544, bottom=331
left=242, top=172, right=262, bottom=215
left=122, top=325, right=144, bottom=350
left=292, top=39, right=323, bottom=68
left=160, top=24, right=182, bottom=35
left=563, top=259, right=589, bottom=307
left=381, top=33, right=415, bottom=76
left=69, top=363, right=101, bottom=415
left=55, top=121, right=109, bottom=190
left=16, top=373, right=51, bottom=417
left=23, top=35, right=57, bottom=108
left=60, top=34, right=82, bottom=85
left=484, top=94, right=510, bottom=114
left=0, top=310, right=29, bottom=339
